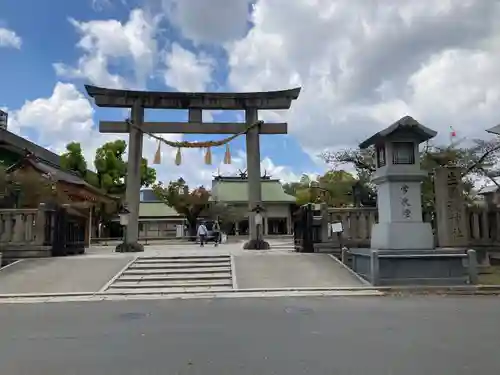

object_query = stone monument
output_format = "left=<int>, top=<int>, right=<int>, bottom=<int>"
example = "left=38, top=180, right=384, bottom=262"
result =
left=85, top=85, right=300, bottom=251
left=349, top=116, right=477, bottom=285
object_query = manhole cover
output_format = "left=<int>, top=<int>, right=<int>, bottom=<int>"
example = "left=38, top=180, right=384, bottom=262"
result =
left=284, top=306, right=314, bottom=315
left=118, top=312, right=147, bottom=320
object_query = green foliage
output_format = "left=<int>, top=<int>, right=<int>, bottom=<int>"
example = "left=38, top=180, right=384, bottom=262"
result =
left=93, top=140, right=156, bottom=195
left=283, top=171, right=359, bottom=207
left=206, top=201, right=244, bottom=233
left=60, top=142, right=87, bottom=177
left=152, top=178, right=210, bottom=236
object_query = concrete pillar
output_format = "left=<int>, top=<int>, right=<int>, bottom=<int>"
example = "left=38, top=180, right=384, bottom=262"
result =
left=434, top=167, right=468, bottom=248
left=264, top=217, right=269, bottom=235
left=245, top=108, right=262, bottom=242
left=125, top=101, right=144, bottom=244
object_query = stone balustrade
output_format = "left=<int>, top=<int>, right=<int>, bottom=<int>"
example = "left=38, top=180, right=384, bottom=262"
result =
left=326, top=207, right=434, bottom=248
left=327, top=208, right=377, bottom=247
left=466, top=206, right=500, bottom=247
left=0, top=207, right=53, bottom=263
left=324, top=204, right=500, bottom=249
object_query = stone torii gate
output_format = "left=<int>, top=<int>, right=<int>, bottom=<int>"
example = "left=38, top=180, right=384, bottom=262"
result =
left=85, top=85, right=301, bottom=250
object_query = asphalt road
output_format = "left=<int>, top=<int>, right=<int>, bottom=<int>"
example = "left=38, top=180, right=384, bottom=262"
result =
left=1, top=296, right=500, bottom=374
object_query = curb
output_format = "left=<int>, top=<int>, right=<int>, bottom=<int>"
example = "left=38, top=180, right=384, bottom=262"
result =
left=2, top=285, right=500, bottom=300
left=0, top=259, right=23, bottom=272
left=327, top=254, right=370, bottom=286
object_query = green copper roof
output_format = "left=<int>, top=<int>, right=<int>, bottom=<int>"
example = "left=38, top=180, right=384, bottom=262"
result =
left=213, top=179, right=296, bottom=203
left=139, top=202, right=181, bottom=217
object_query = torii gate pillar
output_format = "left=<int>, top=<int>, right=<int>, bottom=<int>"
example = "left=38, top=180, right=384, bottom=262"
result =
left=244, top=108, right=264, bottom=248
left=125, top=101, right=144, bottom=245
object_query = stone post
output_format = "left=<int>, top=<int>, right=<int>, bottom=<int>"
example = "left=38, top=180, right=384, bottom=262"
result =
left=433, top=167, right=468, bottom=248
left=34, top=203, right=48, bottom=245
left=320, top=203, right=329, bottom=241
left=125, top=101, right=144, bottom=245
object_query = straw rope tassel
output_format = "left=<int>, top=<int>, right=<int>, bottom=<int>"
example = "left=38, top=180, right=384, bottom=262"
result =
left=224, top=143, right=231, bottom=164
left=205, top=146, right=212, bottom=165
left=153, top=141, right=162, bottom=164
left=175, top=147, right=182, bottom=166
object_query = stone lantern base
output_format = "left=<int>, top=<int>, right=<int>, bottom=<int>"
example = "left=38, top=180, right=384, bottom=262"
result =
left=370, top=222, right=434, bottom=250
left=115, top=242, right=144, bottom=253
left=243, top=239, right=270, bottom=250
left=349, top=248, right=478, bottom=286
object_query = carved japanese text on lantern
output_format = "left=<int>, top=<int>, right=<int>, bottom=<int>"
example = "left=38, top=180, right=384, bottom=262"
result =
left=400, top=183, right=412, bottom=219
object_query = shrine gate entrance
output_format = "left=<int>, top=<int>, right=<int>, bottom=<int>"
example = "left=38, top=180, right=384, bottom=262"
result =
left=85, top=85, right=300, bottom=249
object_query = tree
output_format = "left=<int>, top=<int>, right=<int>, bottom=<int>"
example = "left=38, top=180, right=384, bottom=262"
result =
left=320, top=138, right=500, bottom=208
left=206, top=201, right=245, bottom=233
left=94, top=140, right=157, bottom=195
left=283, top=171, right=361, bottom=207
left=282, top=174, right=316, bottom=205
left=60, top=142, right=87, bottom=178
left=317, top=170, right=356, bottom=207
left=152, top=178, right=210, bottom=238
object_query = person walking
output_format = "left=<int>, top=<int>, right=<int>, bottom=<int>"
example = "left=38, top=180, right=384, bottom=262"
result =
left=213, top=219, right=221, bottom=247
left=197, top=221, right=208, bottom=247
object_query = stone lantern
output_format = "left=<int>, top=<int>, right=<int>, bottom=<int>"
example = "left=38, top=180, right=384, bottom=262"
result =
left=349, top=116, right=477, bottom=286
left=358, top=115, right=436, bottom=250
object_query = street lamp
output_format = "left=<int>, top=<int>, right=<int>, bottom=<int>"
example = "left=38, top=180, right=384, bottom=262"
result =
left=254, top=205, right=267, bottom=249
left=118, top=205, right=130, bottom=226
left=243, top=204, right=270, bottom=250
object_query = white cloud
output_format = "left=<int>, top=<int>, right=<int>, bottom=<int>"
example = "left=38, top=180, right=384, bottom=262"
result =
left=163, top=43, right=214, bottom=91
left=54, top=9, right=159, bottom=89
left=223, top=0, right=500, bottom=153
left=0, top=27, right=22, bottom=49
left=161, top=0, right=251, bottom=44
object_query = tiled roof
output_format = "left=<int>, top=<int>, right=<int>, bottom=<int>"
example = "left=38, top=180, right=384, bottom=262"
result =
left=139, top=202, right=181, bottom=217
left=212, top=179, right=296, bottom=203
left=0, top=127, right=62, bottom=166
left=7, top=155, right=114, bottom=201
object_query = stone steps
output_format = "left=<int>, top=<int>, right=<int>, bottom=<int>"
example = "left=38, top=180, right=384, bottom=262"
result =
left=105, top=286, right=232, bottom=295
left=118, top=273, right=232, bottom=282
left=105, top=255, right=233, bottom=295
left=124, top=267, right=231, bottom=275
left=110, top=280, right=233, bottom=289
left=129, top=263, right=230, bottom=270
left=135, top=260, right=229, bottom=264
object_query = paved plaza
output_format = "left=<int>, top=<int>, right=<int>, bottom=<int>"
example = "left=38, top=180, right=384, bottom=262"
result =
left=0, top=239, right=366, bottom=299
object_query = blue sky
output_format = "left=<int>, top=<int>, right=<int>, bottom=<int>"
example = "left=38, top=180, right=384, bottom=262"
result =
left=1, top=0, right=499, bottom=186
left=0, top=0, right=320, bottom=186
